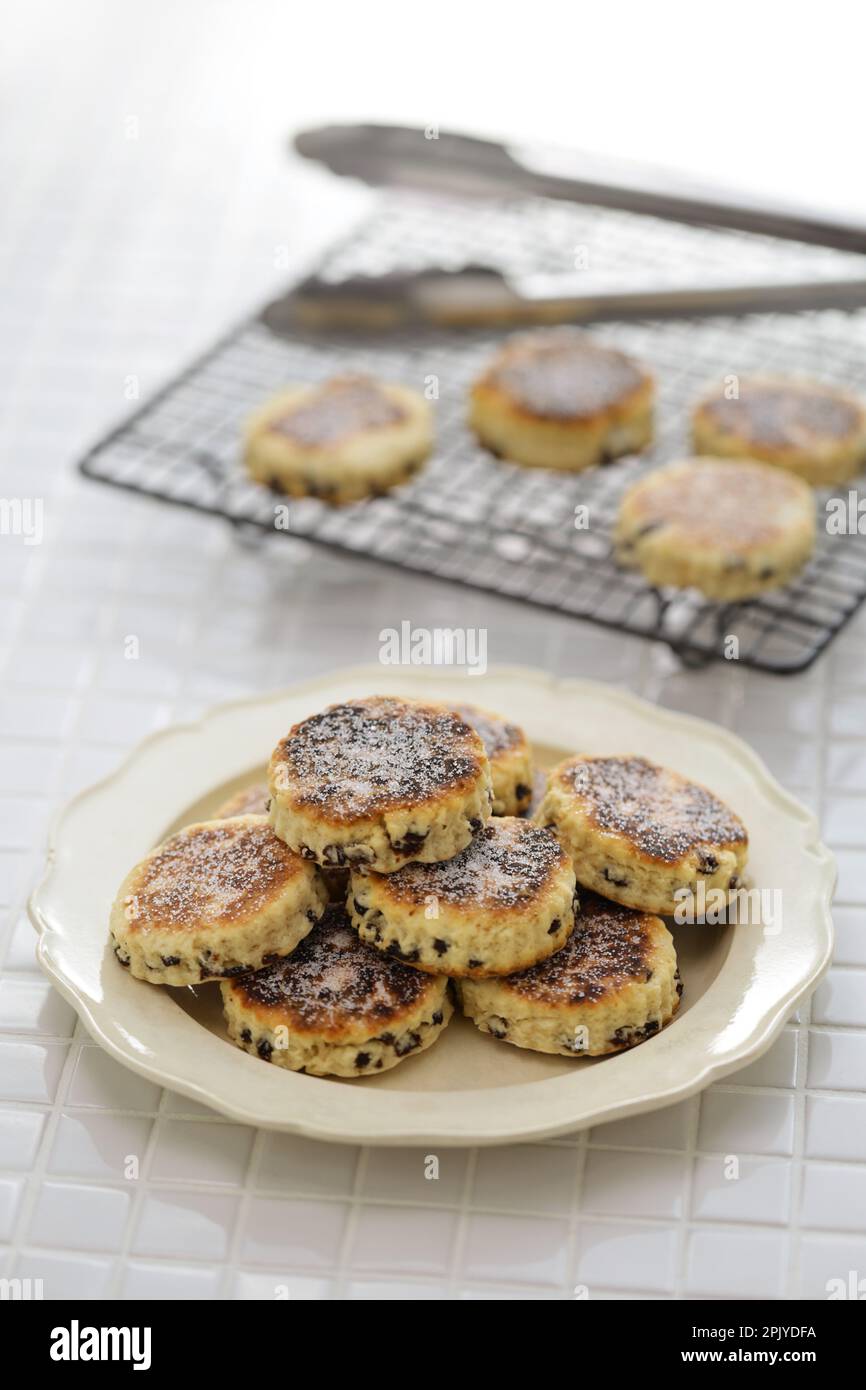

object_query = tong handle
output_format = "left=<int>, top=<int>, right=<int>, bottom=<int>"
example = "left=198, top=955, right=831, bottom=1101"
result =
left=294, top=123, right=866, bottom=257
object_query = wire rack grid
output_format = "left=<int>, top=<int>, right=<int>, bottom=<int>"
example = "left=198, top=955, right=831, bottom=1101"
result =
left=79, top=192, right=866, bottom=673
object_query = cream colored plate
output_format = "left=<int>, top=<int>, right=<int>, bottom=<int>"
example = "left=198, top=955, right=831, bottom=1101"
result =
left=29, top=666, right=835, bottom=1146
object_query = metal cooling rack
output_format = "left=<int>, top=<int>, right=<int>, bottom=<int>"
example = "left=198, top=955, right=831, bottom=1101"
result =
left=79, top=192, right=866, bottom=673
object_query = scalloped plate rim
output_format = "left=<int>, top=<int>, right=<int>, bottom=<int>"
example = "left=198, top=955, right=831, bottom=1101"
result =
left=29, top=664, right=836, bottom=1146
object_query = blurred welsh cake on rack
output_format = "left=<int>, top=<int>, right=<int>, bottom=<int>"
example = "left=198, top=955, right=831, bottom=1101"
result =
left=469, top=328, right=654, bottom=470
left=615, top=456, right=815, bottom=601
left=244, top=374, right=433, bottom=504
left=692, top=376, right=866, bottom=486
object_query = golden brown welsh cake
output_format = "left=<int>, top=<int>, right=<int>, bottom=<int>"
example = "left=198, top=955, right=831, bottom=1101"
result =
left=459, top=892, right=680, bottom=1057
left=469, top=329, right=654, bottom=471
left=349, top=816, right=577, bottom=977
left=221, top=904, right=452, bottom=1076
left=268, top=696, right=493, bottom=873
left=536, top=754, right=748, bottom=915
left=245, top=374, right=433, bottom=504
left=692, top=376, right=866, bottom=486
left=523, top=766, right=550, bottom=820
left=453, top=703, right=534, bottom=815
left=212, top=783, right=353, bottom=898
left=213, top=785, right=270, bottom=819
left=110, top=816, right=328, bottom=986
left=615, top=457, right=815, bottom=600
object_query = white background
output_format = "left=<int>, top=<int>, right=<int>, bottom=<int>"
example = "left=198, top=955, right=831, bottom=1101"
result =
left=6, top=0, right=866, bottom=215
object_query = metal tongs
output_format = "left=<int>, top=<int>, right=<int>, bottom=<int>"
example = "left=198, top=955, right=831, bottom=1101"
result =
left=269, top=123, right=866, bottom=331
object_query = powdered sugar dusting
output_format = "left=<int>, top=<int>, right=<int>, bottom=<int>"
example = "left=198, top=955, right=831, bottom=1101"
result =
left=454, top=703, right=523, bottom=757
left=215, top=785, right=269, bottom=818
left=271, top=375, right=405, bottom=448
left=124, top=818, right=300, bottom=931
left=562, top=756, right=746, bottom=863
left=272, top=696, right=486, bottom=820
left=505, top=892, right=658, bottom=1003
left=381, top=817, right=566, bottom=909
left=626, top=458, right=809, bottom=548
left=486, top=330, right=646, bottom=420
left=704, top=380, right=861, bottom=448
left=233, top=904, right=433, bottom=1030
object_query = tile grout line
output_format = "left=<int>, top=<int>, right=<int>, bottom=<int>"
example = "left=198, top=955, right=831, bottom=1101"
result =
left=52, top=503, right=233, bottom=1295
left=6, top=1020, right=89, bottom=1278
left=785, top=645, right=832, bottom=1298
left=10, top=1224, right=866, bottom=1274
left=220, top=1125, right=266, bottom=1300
left=331, top=1144, right=369, bottom=1301
left=785, top=1004, right=812, bottom=1299
left=564, top=1126, right=589, bottom=1299
left=445, top=1145, right=478, bottom=1299
left=672, top=1093, right=701, bottom=1298
left=103, top=1079, right=164, bottom=1298
left=23, top=508, right=179, bottom=1301
left=1, top=1180, right=862, bottom=1237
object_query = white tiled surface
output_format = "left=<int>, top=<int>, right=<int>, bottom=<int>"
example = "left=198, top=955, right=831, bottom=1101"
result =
left=2, top=1, right=866, bottom=1302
